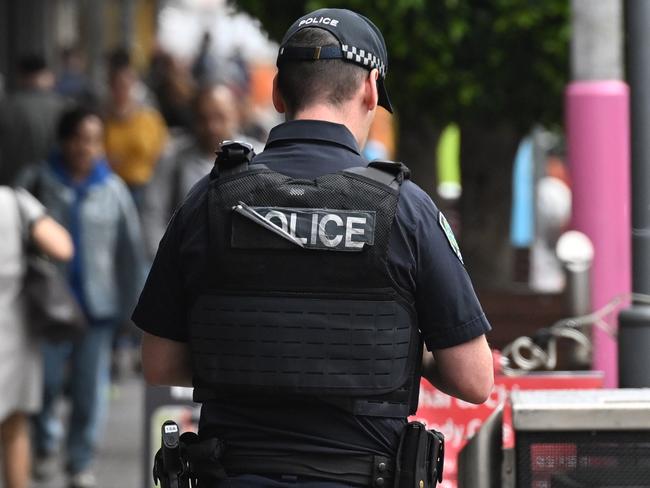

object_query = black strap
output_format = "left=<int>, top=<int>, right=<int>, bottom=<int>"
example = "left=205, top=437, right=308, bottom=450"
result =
left=23, top=169, right=44, bottom=201
left=319, top=396, right=411, bottom=418
left=368, top=160, right=411, bottom=181
left=277, top=45, right=344, bottom=63
left=223, top=452, right=394, bottom=487
left=344, top=160, right=410, bottom=190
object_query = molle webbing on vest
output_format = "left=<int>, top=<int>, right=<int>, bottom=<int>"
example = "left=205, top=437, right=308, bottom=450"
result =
left=190, top=294, right=413, bottom=394
left=190, top=163, right=422, bottom=417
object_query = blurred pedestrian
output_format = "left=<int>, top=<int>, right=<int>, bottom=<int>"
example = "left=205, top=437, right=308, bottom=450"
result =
left=103, top=48, right=168, bottom=210
left=142, top=83, right=263, bottom=255
left=55, top=46, right=96, bottom=107
left=232, top=85, right=270, bottom=144
left=0, top=55, right=67, bottom=185
left=147, top=50, right=195, bottom=131
left=20, top=107, right=146, bottom=488
left=0, top=186, right=72, bottom=488
left=191, top=31, right=218, bottom=85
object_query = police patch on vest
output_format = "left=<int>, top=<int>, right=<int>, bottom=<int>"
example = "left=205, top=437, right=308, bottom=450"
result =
left=438, top=211, right=464, bottom=264
left=232, top=204, right=376, bottom=251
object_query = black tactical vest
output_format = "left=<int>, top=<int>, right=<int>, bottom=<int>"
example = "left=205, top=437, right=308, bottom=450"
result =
left=189, top=142, right=423, bottom=418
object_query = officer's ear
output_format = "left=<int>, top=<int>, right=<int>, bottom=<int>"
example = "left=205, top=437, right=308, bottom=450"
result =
left=363, top=69, right=379, bottom=112
left=272, top=74, right=286, bottom=115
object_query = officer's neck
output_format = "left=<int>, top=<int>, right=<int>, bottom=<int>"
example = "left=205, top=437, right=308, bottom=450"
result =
left=291, top=104, right=371, bottom=149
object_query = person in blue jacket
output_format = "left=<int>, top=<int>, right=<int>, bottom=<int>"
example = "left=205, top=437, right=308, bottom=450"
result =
left=20, top=107, right=145, bottom=488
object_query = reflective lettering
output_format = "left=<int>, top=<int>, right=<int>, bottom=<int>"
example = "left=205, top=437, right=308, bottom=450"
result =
left=299, top=17, right=339, bottom=27
left=345, top=216, right=366, bottom=249
left=318, top=214, right=344, bottom=247
left=290, top=213, right=308, bottom=244
left=236, top=207, right=375, bottom=251
left=265, top=210, right=288, bottom=232
left=310, top=213, right=318, bottom=245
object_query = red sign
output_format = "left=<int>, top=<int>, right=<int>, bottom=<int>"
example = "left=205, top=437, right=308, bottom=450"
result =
left=530, top=443, right=578, bottom=473
left=410, top=372, right=603, bottom=488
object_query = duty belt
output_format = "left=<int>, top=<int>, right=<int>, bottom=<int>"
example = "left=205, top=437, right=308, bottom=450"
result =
left=223, top=452, right=395, bottom=487
left=153, top=421, right=444, bottom=488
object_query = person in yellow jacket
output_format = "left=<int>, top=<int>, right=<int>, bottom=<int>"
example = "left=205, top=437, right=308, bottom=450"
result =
left=104, top=48, right=168, bottom=209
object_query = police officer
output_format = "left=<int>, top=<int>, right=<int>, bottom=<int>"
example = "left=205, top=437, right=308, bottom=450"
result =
left=134, top=8, right=494, bottom=488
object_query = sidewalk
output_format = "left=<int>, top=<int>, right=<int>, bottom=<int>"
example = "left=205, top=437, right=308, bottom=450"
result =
left=30, top=373, right=144, bottom=488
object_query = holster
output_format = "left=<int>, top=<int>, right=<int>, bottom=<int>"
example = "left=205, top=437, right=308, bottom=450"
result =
left=153, top=421, right=188, bottom=488
left=153, top=425, right=226, bottom=488
left=394, top=421, right=444, bottom=488
left=180, top=432, right=227, bottom=486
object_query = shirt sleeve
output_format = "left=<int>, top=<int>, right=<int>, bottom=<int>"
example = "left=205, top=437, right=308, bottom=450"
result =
left=14, top=187, right=46, bottom=240
left=131, top=206, right=189, bottom=342
left=413, top=195, right=491, bottom=350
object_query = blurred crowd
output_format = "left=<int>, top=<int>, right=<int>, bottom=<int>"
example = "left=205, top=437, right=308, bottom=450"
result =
left=0, top=40, right=268, bottom=488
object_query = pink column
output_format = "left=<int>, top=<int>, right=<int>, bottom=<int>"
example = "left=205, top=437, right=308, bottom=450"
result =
left=566, top=81, right=631, bottom=387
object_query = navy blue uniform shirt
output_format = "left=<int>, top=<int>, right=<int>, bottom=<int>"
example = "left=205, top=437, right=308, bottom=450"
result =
left=133, top=120, right=490, bottom=474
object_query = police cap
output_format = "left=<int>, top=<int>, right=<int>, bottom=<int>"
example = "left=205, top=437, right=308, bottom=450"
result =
left=277, top=8, right=393, bottom=113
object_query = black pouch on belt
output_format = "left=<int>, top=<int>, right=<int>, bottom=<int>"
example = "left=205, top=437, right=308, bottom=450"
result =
left=394, top=421, right=444, bottom=488
left=179, top=432, right=227, bottom=487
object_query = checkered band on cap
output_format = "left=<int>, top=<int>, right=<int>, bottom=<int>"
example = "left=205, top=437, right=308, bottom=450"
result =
left=341, top=44, right=386, bottom=77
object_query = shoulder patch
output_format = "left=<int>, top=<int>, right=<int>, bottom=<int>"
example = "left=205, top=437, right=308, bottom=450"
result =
left=438, top=211, right=464, bottom=264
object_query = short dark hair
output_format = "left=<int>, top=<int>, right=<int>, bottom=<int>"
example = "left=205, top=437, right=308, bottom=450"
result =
left=107, top=47, right=131, bottom=76
left=277, top=28, right=367, bottom=116
left=57, top=106, right=101, bottom=142
left=17, top=54, right=47, bottom=77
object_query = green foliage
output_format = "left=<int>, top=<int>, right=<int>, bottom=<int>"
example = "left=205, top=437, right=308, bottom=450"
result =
left=231, top=0, right=569, bottom=129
